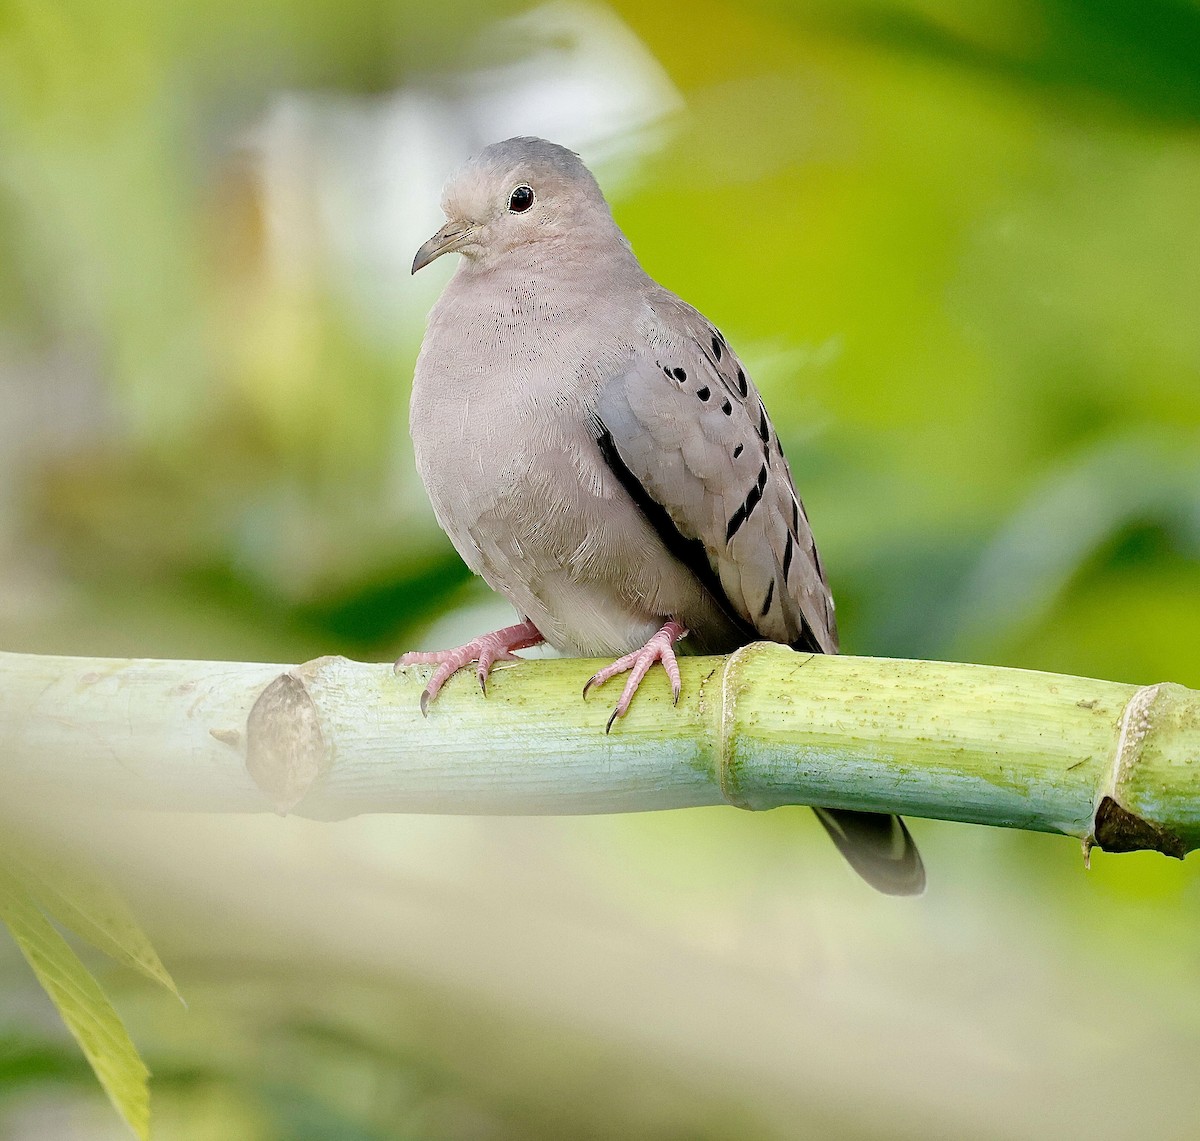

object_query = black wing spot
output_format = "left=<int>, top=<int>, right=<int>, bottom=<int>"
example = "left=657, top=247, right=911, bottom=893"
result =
left=760, top=578, right=775, bottom=617
left=661, top=364, right=671, bottom=378
left=783, top=532, right=794, bottom=581
left=726, top=504, right=746, bottom=542
left=757, top=404, right=770, bottom=443
left=711, top=335, right=723, bottom=361
left=721, top=399, right=732, bottom=415
left=736, top=366, right=747, bottom=396
left=726, top=472, right=765, bottom=543
left=744, top=479, right=763, bottom=520
left=791, top=498, right=801, bottom=535
left=696, top=386, right=710, bottom=401
left=672, top=367, right=687, bottom=382
left=733, top=443, right=743, bottom=459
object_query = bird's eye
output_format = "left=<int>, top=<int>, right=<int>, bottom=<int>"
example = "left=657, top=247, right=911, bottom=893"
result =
left=508, top=185, right=534, bottom=213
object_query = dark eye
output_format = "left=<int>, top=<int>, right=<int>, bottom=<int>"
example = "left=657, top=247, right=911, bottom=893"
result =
left=508, top=185, right=534, bottom=213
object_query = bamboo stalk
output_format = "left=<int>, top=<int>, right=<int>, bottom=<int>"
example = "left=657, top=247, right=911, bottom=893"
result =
left=1, top=646, right=1196, bottom=857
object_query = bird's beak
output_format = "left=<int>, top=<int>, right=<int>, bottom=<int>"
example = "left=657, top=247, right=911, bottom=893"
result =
left=412, top=221, right=474, bottom=274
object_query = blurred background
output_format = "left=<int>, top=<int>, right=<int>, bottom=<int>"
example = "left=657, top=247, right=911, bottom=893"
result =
left=1, top=0, right=1199, bottom=1137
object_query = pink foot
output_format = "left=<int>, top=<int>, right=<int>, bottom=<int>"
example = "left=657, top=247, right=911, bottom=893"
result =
left=395, top=619, right=544, bottom=715
left=582, top=620, right=688, bottom=733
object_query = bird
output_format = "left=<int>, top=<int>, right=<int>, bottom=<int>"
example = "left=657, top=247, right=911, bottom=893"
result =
left=398, top=136, right=924, bottom=895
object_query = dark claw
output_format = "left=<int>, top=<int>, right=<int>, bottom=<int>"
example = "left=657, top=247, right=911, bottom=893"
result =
left=583, top=674, right=600, bottom=699
left=477, top=668, right=488, bottom=696
left=605, top=706, right=621, bottom=734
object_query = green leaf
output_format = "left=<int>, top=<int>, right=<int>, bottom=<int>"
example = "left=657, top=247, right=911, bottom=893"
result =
left=5, top=852, right=182, bottom=1004
left=0, top=868, right=150, bottom=1141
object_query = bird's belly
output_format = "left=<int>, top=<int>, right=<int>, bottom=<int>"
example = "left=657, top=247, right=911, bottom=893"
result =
left=413, top=401, right=719, bottom=656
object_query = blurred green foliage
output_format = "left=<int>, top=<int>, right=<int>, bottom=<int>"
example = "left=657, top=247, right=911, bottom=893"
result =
left=0, top=0, right=1198, bottom=1138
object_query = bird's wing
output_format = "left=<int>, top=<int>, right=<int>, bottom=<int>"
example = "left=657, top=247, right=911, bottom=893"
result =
left=595, top=296, right=837, bottom=653
left=595, top=298, right=923, bottom=896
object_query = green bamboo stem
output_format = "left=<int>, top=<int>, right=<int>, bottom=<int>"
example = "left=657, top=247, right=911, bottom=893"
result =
left=1, top=646, right=1196, bottom=857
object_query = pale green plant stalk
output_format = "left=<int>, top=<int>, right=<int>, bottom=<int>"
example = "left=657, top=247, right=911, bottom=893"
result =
left=1, top=645, right=1197, bottom=858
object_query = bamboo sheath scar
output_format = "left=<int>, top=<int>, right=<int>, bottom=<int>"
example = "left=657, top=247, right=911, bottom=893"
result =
left=1, top=646, right=1197, bottom=857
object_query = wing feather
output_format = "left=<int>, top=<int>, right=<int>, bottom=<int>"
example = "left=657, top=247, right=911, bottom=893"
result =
left=595, top=295, right=837, bottom=653
left=593, top=292, right=922, bottom=894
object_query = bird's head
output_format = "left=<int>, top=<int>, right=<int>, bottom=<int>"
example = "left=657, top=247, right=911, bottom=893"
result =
left=411, top=137, right=617, bottom=274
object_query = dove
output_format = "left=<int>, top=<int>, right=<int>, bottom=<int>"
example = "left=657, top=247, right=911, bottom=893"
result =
left=399, top=137, right=924, bottom=895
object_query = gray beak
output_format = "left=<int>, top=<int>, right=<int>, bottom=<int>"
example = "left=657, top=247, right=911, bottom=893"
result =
left=412, top=221, right=474, bottom=274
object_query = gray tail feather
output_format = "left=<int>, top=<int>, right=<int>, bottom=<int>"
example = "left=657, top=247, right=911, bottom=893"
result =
left=812, top=808, right=926, bottom=896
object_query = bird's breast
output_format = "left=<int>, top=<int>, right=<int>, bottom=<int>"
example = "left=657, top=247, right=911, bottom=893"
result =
left=410, top=275, right=628, bottom=563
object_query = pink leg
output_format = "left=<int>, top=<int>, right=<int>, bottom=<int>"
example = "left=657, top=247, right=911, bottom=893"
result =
left=582, top=620, right=688, bottom=733
left=395, top=619, right=545, bottom=715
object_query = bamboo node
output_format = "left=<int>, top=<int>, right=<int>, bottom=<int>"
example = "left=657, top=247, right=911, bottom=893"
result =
left=1112, top=684, right=1162, bottom=788
left=1088, top=683, right=1186, bottom=858
left=245, top=671, right=330, bottom=814
left=716, top=644, right=756, bottom=810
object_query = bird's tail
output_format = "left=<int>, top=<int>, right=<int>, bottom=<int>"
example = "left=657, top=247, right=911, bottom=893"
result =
left=812, top=807, right=926, bottom=896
